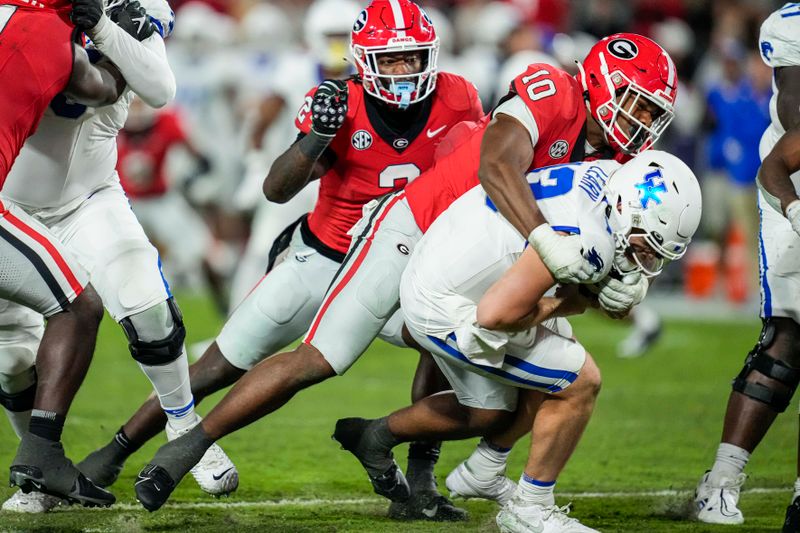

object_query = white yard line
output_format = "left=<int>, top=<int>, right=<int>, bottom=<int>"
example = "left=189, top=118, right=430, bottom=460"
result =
left=66, top=487, right=789, bottom=512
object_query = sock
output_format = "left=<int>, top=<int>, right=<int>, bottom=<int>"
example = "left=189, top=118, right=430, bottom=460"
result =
left=516, top=473, right=556, bottom=507
left=138, top=351, right=197, bottom=432
left=28, top=409, right=65, bottom=442
left=793, top=478, right=800, bottom=501
left=406, top=441, right=441, bottom=492
left=4, top=409, right=31, bottom=439
left=464, top=438, right=511, bottom=481
left=708, top=442, right=750, bottom=484
left=632, top=304, right=660, bottom=332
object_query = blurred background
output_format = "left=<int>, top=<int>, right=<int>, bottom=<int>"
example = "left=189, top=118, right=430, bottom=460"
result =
left=120, top=0, right=782, bottom=334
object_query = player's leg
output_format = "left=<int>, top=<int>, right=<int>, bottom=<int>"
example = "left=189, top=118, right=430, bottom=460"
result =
left=695, top=200, right=800, bottom=525
left=131, top=222, right=341, bottom=511
left=617, top=303, right=663, bottom=358
left=0, top=202, right=112, bottom=506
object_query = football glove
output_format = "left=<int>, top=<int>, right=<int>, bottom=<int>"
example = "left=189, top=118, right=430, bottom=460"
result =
left=786, top=199, right=800, bottom=238
left=311, top=80, right=348, bottom=138
left=71, top=0, right=105, bottom=31
left=108, top=0, right=156, bottom=42
left=597, top=272, right=648, bottom=318
left=528, top=224, right=596, bottom=284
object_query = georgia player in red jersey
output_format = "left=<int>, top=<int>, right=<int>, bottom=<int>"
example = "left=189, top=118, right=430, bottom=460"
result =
left=94, top=0, right=478, bottom=514
left=0, top=0, right=131, bottom=507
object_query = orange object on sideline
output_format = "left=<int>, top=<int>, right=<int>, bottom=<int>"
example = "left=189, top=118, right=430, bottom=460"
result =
left=684, top=241, right=719, bottom=298
left=724, top=224, right=748, bottom=304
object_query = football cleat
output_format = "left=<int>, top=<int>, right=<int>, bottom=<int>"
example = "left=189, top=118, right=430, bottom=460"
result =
left=497, top=498, right=599, bottom=533
left=9, top=433, right=115, bottom=508
left=388, top=489, right=468, bottom=521
left=783, top=495, right=800, bottom=533
left=332, top=417, right=410, bottom=502
left=617, top=318, right=662, bottom=358
left=165, top=416, right=239, bottom=496
left=134, top=464, right=176, bottom=512
left=446, top=461, right=517, bottom=505
left=693, top=470, right=746, bottom=525
left=2, top=490, right=63, bottom=513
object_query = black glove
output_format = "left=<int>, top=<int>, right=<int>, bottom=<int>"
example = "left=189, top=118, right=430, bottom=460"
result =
left=71, top=0, right=104, bottom=31
left=108, top=0, right=156, bottom=42
left=310, top=79, right=348, bottom=138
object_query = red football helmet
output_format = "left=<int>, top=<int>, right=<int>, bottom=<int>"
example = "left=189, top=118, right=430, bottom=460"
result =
left=350, top=0, right=439, bottom=108
left=576, top=33, right=677, bottom=155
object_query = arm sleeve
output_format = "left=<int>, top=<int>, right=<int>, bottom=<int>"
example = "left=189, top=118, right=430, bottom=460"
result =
left=492, top=95, right=540, bottom=148
left=88, top=14, right=176, bottom=108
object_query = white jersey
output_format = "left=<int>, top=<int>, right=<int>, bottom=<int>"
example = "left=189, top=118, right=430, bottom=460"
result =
left=401, top=159, right=620, bottom=340
left=4, top=6, right=175, bottom=209
left=758, top=3, right=800, bottom=198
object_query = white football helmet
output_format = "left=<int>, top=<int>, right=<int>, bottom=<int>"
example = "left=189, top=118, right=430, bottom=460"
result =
left=304, top=0, right=360, bottom=71
left=604, top=150, right=702, bottom=277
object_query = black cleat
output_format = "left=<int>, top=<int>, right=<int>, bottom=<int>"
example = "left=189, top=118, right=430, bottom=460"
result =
left=135, top=464, right=176, bottom=512
left=9, top=434, right=115, bottom=508
left=783, top=495, right=800, bottom=533
left=332, top=417, right=410, bottom=502
left=388, top=490, right=469, bottom=521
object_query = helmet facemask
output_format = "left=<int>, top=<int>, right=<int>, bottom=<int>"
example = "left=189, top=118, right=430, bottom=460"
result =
left=352, top=40, right=439, bottom=109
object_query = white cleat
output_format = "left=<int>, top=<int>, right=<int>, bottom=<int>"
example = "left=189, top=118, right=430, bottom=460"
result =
left=446, top=461, right=517, bottom=506
left=497, top=498, right=599, bottom=533
left=693, top=471, right=746, bottom=525
left=2, top=490, right=63, bottom=513
left=166, top=416, right=239, bottom=496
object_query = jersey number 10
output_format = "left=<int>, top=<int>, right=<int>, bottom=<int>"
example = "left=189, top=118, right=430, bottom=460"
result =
left=520, top=69, right=557, bottom=101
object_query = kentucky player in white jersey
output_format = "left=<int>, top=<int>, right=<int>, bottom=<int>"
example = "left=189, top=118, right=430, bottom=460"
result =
left=228, top=0, right=358, bottom=307
left=694, top=4, right=800, bottom=530
left=333, top=151, right=702, bottom=533
left=0, top=0, right=237, bottom=513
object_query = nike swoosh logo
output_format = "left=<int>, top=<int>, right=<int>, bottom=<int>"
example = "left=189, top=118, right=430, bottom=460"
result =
left=427, top=125, right=446, bottom=138
left=421, top=504, right=438, bottom=518
left=213, top=467, right=234, bottom=481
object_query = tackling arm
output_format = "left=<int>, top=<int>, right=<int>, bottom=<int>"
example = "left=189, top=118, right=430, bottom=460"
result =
left=63, top=45, right=126, bottom=107
left=262, top=135, right=331, bottom=203
left=86, top=15, right=176, bottom=108
left=757, top=66, right=800, bottom=217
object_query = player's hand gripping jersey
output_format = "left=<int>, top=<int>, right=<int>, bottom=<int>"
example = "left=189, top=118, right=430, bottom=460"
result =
left=401, top=160, right=619, bottom=348
left=295, top=73, right=483, bottom=254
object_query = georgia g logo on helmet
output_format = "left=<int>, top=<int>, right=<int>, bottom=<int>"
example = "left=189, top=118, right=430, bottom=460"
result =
left=353, top=9, right=368, bottom=33
left=607, top=38, right=639, bottom=60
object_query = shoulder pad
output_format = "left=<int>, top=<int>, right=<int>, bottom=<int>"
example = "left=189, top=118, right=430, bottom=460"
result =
left=759, top=5, right=800, bottom=67
left=434, top=73, right=482, bottom=113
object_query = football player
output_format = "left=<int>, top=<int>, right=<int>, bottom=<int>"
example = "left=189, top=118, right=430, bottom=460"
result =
left=0, top=0, right=237, bottom=514
left=0, top=0, right=129, bottom=508
left=128, top=31, right=678, bottom=515
left=84, top=0, right=483, bottom=517
left=335, top=151, right=702, bottom=533
left=693, top=4, right=800, bottom=530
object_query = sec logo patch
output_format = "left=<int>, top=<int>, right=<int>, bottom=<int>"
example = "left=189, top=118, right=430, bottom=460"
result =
left=351, top=130, right=373, bottom=150
left=549, top=140, right=570, bottom=159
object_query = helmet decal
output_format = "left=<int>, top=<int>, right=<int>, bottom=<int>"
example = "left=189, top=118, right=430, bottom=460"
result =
left=607, top=38, right=638, bottom=59
left=353, top=9, right=368, bottom=33
left=634, top=169, right=667, bottom=208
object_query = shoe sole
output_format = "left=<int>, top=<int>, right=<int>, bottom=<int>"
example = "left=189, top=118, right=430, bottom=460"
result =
left=10, top=467, right=114, bottom=508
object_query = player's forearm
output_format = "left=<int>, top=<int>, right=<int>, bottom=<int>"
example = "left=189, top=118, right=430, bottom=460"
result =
left=87, top=15, right=176, bottom=108
left=757, top=131, right=800, bottom=214
left=65, top=48, right=125, bottom=106
left=479, top=158, right=547, bottom=238
left=263, top=134, right=328, bottom=203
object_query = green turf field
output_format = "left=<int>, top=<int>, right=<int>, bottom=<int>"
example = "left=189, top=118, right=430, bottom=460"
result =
left=0, top=293, right=794, bottom=532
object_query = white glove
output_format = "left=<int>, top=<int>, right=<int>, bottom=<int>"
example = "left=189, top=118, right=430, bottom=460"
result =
left=597, top=272, right=648, bottom=316
left=528, top=224, right=595, bottom=284
left=786, top=199, right=800, bottom=238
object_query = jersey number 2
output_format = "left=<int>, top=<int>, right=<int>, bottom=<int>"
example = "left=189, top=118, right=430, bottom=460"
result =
left=520, top=69, right=557, bottom=101
left=379, top=163, right=420, bottom=189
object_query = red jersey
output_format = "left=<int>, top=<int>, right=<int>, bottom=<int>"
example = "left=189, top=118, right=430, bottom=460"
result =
left=295, top=72, right=483, bottom=255
left=405, top=64, right=590, bottom=233
left=117, top=110, right=188, bottom=199
left=0, top=5, right=74, bottom=185
left=4, top=0, right=71, bottom=10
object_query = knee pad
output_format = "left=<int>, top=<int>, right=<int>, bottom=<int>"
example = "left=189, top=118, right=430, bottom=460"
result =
left=732, top=319, right=800, bottom=412
left=120, top=297, right=186, bottom=366
left=0, top=368, right=36, bottom=412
